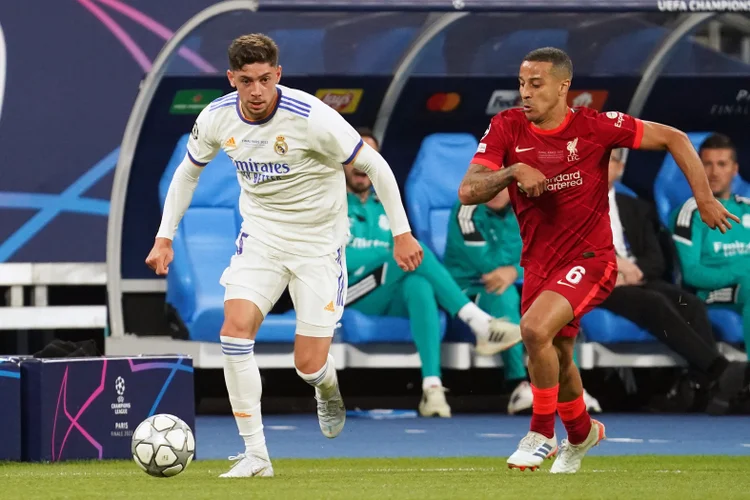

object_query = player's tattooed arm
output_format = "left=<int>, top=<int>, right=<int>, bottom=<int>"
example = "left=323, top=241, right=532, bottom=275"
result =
left=639, top=121, right=740, bottom=233
left=458, top=164, right=517, bottom=205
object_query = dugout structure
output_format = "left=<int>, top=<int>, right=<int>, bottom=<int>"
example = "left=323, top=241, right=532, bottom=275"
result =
left=106, top=0, right=750, bottom=368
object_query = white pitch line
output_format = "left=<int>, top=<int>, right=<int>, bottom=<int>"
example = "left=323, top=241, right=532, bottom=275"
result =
left=267, top=425, right=297, bottom=431
left=607, top=438, right=644, bottom=443
left=477, top=433, right=515, bottom=438
left=405, top=429, right=427, bottom=434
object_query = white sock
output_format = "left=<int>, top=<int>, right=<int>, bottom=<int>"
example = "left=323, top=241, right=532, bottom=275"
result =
left=220, top=336, right=268, bottom=460
left=457, top=302, right=492, bottom=339
left=422, top=376, right=442, bottom=390
left=296, top=354, right=339, bottom=400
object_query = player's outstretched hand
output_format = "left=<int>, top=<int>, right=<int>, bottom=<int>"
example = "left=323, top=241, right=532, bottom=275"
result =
left=697, top=197, right=741, bottom=234
left=393, top=232, right=423, bottom=272
left=513, top=163, right=547, bottom=197
left=145, top=237, right=174, bottom=275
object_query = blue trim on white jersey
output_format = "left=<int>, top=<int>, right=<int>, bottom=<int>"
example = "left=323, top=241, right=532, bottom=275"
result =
left=236, top=87, right=281, bottom=126
left=187, top=150, right=208, bottom=167
left=343, top=138, right=364, bottom=165
left=280, top=95, right=311, bottom=110
left=278, top=104, right=310, bottom=118
left=209, top=101, right=236, bottom=112
left=279, top=97, right=311, bottom=113
left=209, top=92, right=238, bottom=111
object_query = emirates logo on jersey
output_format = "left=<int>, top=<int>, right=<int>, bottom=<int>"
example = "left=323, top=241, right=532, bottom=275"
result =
left=566, top=138, right=579, bottom=162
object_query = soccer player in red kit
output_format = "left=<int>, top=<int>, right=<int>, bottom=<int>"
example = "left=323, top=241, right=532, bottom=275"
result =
left=458, top=47, right=740, bottom=474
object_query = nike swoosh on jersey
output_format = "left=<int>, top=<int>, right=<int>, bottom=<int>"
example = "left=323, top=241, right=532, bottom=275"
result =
left=556, top=280, right=576, bottom=289
left=515, top=146, right=535, bottom=152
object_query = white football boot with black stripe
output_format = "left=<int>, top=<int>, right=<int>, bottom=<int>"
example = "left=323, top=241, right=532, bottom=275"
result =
left=507, top=431, right=558, bottom=471
left=476, top=317, right=523, bottom=356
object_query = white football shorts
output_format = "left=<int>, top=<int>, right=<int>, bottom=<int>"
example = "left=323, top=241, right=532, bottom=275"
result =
left=219, top=231, right=347, bottom=337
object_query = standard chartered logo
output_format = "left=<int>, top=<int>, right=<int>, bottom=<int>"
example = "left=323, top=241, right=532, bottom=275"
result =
left=545, top=171, right=583, bottom=192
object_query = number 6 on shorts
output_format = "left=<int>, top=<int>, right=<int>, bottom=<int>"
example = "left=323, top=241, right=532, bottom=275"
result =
left=565, top=265, right=586, bottom=285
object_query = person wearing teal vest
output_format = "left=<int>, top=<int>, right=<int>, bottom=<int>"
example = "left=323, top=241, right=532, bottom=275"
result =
left=443, top=190, right=602, bottom=414
left=345, top=129, right=522, bottom=418
left=671, top=133, right=750, bottom=359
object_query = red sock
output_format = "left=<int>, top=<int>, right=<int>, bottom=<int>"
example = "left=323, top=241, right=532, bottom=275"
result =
left=557, top=395, right=592, bottom=445
left=529, top=384, right=558, bottom=439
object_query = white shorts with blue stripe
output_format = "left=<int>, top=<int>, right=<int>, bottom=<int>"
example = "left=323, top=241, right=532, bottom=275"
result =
left=219, top=232, right=347, bottom=337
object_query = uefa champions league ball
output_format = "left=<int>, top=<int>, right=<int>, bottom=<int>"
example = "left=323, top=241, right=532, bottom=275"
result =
left=132, top=413, right=195, bottom=477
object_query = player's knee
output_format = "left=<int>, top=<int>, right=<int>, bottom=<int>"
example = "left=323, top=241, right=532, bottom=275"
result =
left=519, top=316, right=553, bottom=352
left=219, top=311, right=255, bottom=339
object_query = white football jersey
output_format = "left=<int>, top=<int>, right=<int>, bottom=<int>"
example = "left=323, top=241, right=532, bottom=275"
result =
left=186, top=84, right=363, bottom=257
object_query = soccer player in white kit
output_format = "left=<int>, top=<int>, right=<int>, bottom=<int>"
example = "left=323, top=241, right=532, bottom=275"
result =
left=145, top=34, right=424, bottom=478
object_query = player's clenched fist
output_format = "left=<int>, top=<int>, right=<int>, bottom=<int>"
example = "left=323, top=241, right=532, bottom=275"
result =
left=145, top=237, right=174, bottom=275
left=512, top=163, right=547, bottom=197
left=393, top=232, right=423, bottom=272
left=697, top=197, right=741, bottom=234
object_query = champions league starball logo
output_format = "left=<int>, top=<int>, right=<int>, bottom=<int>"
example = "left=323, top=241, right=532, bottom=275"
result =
left=115, top=376, right=126, bottom=397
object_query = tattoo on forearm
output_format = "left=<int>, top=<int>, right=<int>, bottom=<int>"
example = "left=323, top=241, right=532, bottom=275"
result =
left=462, top=167, right=514, bottom=204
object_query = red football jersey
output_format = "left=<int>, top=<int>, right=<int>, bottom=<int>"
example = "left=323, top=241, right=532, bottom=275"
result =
left=471, top=107, right=643, bottom=278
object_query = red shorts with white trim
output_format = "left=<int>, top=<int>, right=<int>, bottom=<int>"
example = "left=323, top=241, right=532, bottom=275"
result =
left=521, top=252, right=617, bottom=338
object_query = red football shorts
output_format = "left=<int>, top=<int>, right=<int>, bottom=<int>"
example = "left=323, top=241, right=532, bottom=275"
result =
left=521, top=252, right=617, bottom=338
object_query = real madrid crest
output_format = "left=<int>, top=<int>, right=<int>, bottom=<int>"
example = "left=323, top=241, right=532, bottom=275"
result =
left=274, top=135, right=288, bottom=155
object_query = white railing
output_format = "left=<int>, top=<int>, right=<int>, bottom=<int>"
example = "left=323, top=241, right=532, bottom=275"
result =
left=0, top=263, right=107, bottom=330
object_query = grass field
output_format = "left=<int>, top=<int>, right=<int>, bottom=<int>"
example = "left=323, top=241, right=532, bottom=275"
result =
left=3, top=456, right=750, bottom=499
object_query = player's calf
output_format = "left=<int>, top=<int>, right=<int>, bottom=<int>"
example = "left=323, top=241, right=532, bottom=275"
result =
left=295, top=333, right=346, bottom=439
left=220, top=299, right=271, bottom=476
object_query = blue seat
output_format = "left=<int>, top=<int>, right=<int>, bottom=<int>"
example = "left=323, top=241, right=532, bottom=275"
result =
left=159, top=134, right=297, bottom=343
left=340, top=308, right=447, bottom=344
left=708, top=309, right=745, bottom=344
left=580, top=309, right=655, bottom=343
left=405, top=133, right=479, bottom=260
left=614, top=181, right=637, bottom=198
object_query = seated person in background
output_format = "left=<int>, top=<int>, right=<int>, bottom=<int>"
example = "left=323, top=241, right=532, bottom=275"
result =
left=672, top=133, right=750, bottom=361
left=443, top=189, right=601, bottom=415
left=345, top=128, right=522, bottom=418
left=605, top=147, right=749, bottom=414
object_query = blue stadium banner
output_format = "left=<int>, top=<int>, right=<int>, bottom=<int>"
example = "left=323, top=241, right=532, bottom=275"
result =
left=21, top=356, right=195, bottom=462
left=0, top=358, right=22, bottom=461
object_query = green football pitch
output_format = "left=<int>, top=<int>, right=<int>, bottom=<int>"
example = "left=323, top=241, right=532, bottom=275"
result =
left=3, top=456, right=750, bottom=500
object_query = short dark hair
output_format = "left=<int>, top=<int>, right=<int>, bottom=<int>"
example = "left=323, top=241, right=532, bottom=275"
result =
left=356, top=127, right=379, bottom=149
left=523, top=47, right=573, bottom=80
left=228, top=34, right=279, bottom=70
left=699, top=133, right=737, bottom=161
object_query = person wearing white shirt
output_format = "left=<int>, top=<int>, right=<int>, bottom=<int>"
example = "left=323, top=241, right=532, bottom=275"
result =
left=145, top=33, right=424, bottom=477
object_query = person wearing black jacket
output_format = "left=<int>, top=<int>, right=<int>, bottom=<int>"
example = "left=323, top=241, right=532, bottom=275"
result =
left=602, top=149, right=749, bottom=415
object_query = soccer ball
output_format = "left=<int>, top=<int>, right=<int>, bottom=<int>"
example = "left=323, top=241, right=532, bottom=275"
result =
left=132, top=413, right=195, bottom=477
